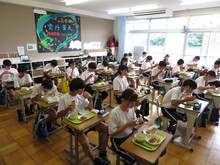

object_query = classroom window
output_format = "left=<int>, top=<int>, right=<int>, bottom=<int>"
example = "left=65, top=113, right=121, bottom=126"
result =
left=148, top=33, right=166, bottom=53
left=185, top=32, right=203, bottom=55
left=165, top=33, right=185, bottom=55
left=150, top=19, right=167, bottom=29
left=189, top=15, right=213, bottom=28
left=167, top=17, right=187, bottom=29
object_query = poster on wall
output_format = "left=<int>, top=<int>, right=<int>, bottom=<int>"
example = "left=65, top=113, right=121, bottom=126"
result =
left=34, top=11, right=81, bottom=53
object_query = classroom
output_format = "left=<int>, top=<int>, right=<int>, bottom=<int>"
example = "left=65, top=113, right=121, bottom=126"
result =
left=0, top=0, right=220, bottom=165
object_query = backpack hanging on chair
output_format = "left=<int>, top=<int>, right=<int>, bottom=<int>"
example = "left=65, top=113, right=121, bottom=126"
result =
left=33, top=111, right=48, bottom=138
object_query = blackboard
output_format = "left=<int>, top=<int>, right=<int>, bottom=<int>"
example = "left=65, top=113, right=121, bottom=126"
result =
left=34, top=12, right=81, bottom=53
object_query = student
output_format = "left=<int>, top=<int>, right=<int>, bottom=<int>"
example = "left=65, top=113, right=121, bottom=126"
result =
left=208, top=60, right=220, bottom=87
left=66, top=60, right=79, bottom=80
left=81, top=62, right=108, bottom=109
left=163, top=54, right=170, bottom=65
left=141, top=55, right=153, bottom=77
left=96, top=60, right=109, bottom=73
left=0, top=59, right=18, bottom=82
left=151, top=61, right=167, bottom=90
left=0, top=59, right=18, bottom=100
left=120, top=57, right=128, bottom=66
left=172, top=59, right=185, bottom=77
left=82, top=55, right=92, bottom=69
left=193, top=70, right=216, bottom=101
left=161, top=79, right=197, bottom=123
left=57, top=78, right=109, bottom=165
left=104, top=52, right=115, bottom=62
left=186, top=56, right=200, bottom=71
left=138, top=52, right=147, bottom=66
left=31, top=78, right=58, bottom=130
left=210, top=60, right=220, bottom=77
left=14, top=66, right=33, bottom=114
left=109, top=89, right=140, bottom=165
left=43, top=60, right=60, bottom=86
left=113, top=65, right=149, bottom=117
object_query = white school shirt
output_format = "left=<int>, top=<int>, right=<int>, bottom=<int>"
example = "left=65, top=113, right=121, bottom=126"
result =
left=109, top=105, right=136, bottom=138
left=81, top=70, right=95, bottom=85
left=44, top=63, right=60, bottom=72
left=30, top=84, right=57, bottom=99
left=186, top=60, right=197, bottom=70
left=0, top=68, right=18, bottom=81
left=66, top=67, right=79, bottom=79
left=210, top=65, right=220, bottom=76
left=162, top=87, right=183, bottom=109
left=82, top=60, right=91, bottom=68
left=113, top=75, right=129, bottom=91
left=141, top=61, right=151, bottom=71
left=138, top=56, right=146, bottom=64
left=172, top=65, right=181, bottom=74
left=14, top=74, right=33, bottom=88
left=151, top=67, right=163, bottom=82
left=194, top=76, right=207, bottom=94
left=57, top=92, right=89, bottom=118
left=97, top=63, right=108, bottom=71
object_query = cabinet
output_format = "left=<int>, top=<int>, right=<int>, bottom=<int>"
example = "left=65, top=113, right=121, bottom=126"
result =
left=0, top=54, right=106, bottom=84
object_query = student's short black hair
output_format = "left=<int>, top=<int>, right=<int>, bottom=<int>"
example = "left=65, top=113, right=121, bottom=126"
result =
left=128, top=53, right=132, bottom=57
left=69, top=78, right=85, bottom=91
left=88, top=62, right=97, bottom=69
left=194, top=56, right=200, bottom=60
left=177, top=59, right=184, bottom=65
left=206, top=70, right=216, bottom=77
left=69, top=60, right=76, bottom=66
left=165, top=54, right=170, bottom=58
left=107, top=52, right=113, bottom=57
left=41, top=79, right=53, bottom=90
left=214, top=60, right=220, bottom=65
left=123, top=53, right=128, bottom=57
left=120, top=57, right=128, bottom=64
left=146, top=56, right=153, bottom=61
left=182, top=79, right=197, bottom=89
left=121, top=89, right=138, bottom=102
left=142, top=52, right=147, bottom=55
left=51, top=60, right=58, bottom=67
left=102, top=60, right=109, bottom=67
left=3, top=59, right=12, bottom=66
left=117, top=65, right=128, bottom=75
left=18, top=65, right=27, bottom=73
left=159, top=61, right=167, bottom=67
left=87, top=55, right=92, bottom=59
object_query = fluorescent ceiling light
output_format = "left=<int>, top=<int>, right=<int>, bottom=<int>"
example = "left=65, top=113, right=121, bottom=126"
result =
left=108, top=4, right=158, bottom=14
left=108, top=8, right=130, bottom=14
left=130, top=4, right=158, bottom=11
left=65, top=0, right=89, bottom=6
left=180, top=0, right=219, bottom=5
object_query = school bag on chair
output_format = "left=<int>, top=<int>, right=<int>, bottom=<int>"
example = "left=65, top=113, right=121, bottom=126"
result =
left=33, top=111, right=48, bottom=138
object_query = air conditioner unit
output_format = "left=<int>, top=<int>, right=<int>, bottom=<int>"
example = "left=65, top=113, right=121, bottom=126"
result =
left=133, top=8, right=173, bottom=19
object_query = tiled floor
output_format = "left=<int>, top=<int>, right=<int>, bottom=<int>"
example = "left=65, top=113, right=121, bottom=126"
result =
left=0, top=101, right=219, bottom=165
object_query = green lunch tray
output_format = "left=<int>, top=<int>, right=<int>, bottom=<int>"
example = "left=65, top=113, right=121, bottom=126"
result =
left=67, top=112, right=96, bottom=124
left=208, top=90, right=220, bottom=95
left=132, top=132, right=165, bottom=151
left=93, top=84, right=108, bottom=87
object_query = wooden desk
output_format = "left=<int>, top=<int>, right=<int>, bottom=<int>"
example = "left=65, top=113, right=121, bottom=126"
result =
left=34, top=100, right=59, bottom=109
left=175, top=100, right=209, bottom=151
left=204, top=91, right=220, bottom=108
left=179, top=72, right=195, bottom=81
left=159, top=80, right=180, bottom=93
left=15, top=90, right=33, bottom=122
left=48, top=72, right=66, bottom=78
left=120, top=125, right=173, bottom=164
left=92, top=84, right=113, bottom=108
left=63, top=114, right=108, bottom=165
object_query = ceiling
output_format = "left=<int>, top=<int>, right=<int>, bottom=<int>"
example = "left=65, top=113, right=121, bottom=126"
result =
left=1, top=0, right=220, bottom=20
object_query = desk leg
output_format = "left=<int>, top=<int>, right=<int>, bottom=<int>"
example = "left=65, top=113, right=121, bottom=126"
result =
left=75, top=131, right=79, bottom=165
left=141, top=100, right=146, bottom=121
left=94, top=91, right=99, bottom=109
left=184, top=113, right=198, bottom=151
left=108, top=89, right=114, bottom=108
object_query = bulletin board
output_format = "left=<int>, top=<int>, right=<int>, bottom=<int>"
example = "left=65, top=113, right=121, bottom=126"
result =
left=34, top=11, right=81, bottom=53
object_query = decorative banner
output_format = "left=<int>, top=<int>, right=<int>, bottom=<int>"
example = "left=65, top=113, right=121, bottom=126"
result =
left=34, top=12, right=81, bottom=53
